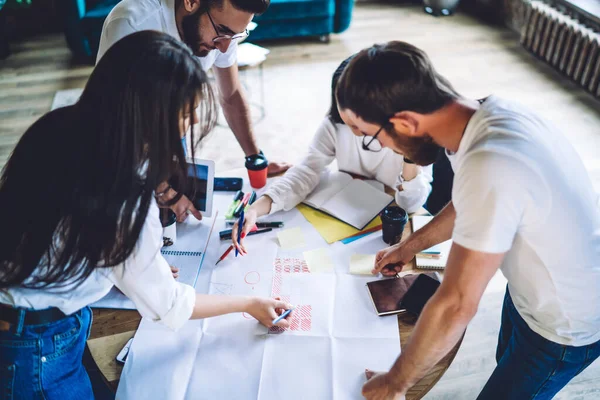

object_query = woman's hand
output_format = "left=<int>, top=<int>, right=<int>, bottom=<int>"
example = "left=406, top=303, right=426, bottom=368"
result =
left=245, top=297, right=293, bottom=328
left=170, top=194, right=202, bottom=223
left=231, top=208, right=259, bottom=255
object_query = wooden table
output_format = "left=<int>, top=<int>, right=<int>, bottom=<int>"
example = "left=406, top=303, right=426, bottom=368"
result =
left=87, top=218, right=463, bottom=399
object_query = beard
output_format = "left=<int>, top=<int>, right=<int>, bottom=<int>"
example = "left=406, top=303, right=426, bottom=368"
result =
left=181, top=12, right=213, bottom=57
left=388, top=128, right=442, bottom=166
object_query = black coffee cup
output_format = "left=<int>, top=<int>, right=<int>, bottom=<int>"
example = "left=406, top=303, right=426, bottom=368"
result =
left=381, top=206, right=408, bottom=245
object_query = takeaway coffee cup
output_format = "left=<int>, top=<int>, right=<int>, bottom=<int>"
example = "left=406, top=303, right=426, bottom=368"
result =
left=245, top=154, right=268, bottom=189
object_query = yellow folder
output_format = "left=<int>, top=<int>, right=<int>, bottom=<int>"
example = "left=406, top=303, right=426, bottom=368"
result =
left=297, top=204, right=382, bottom=244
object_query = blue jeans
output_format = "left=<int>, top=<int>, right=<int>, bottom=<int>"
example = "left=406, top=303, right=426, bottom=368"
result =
left=478, top=288, right=600, bottom=399
left=0, top=307, right=94, bottom=400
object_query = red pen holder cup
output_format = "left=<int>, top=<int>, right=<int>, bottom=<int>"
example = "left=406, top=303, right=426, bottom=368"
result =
left=246, top=157, right=268, bottom=189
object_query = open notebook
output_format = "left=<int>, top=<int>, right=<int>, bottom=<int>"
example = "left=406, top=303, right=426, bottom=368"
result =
left=412, top=215, right=452, bottom=270
left=303, top=171, right=393, bottom=230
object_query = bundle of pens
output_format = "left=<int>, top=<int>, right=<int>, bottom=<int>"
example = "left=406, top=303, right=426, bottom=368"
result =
left=216, top=190, right=285, bottom=265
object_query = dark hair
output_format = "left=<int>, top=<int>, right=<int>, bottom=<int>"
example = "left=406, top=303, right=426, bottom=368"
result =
left=328, top=55, right=355, bottom=124
left=0, top=31, right=217, bottom=289
left=208, top=0, right=270, bottom=15
left=336, top=41, right=460, bottom=125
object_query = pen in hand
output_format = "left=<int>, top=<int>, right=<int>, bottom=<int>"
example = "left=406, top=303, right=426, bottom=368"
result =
left=272, top=307, right=294, bottom=326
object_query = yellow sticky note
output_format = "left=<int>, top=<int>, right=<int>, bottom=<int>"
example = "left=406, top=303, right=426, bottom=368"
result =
left=349, top=254, right=377, bottom=275
left=277, top=227, right=306, bottom=249
left=303, top=248, right=334, bottom=273
left=297, top=204, right=382, bottom=244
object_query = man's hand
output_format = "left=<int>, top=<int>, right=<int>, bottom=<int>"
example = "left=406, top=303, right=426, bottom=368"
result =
left=373, top=242, right=416, bottom=276
left=170, top=266, right=179, bottom=279
left=267, top=161, right=292, bottom=177
left=362, top=370, right=406, bottom=400
left=170, top=194, right=202, bottom=223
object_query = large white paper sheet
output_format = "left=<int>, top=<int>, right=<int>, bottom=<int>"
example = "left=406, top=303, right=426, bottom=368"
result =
left=332, top=275, right=399, bottom=339
left=332, top=338, right=400, bottom=399
left=118, top=318, right=204, bottom=400
left=186, top=332, right=267, bottom=400
left=258, top=335, right=334, bottom=399
left=117, top=191, right=401, bottom=400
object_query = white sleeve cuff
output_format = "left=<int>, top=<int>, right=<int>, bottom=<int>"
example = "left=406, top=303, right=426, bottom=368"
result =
left=264, top=190, right=285, bottom=215
left=395, top=174, right=432, bottom=214
left=155, top=283, right=196, bottom=331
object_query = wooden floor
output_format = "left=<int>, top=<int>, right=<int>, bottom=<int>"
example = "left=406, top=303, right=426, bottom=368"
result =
left=1, top=2, right=600, bottom=398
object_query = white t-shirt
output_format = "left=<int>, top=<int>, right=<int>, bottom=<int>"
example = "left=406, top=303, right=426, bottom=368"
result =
left=265, top=118, right=432, bottom=214
left=96, top=0, right=238, bottom=70
left=449, top=95, right=600, bottom=346
left=0, top=199, right=195, bottom=331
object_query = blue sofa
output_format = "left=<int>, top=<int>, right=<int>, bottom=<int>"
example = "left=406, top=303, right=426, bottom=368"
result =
left=63, top=0, right=354, bottom=61
left=249, top=0, right=354, bottom=43
left=63, top=0, right=120, bottom=61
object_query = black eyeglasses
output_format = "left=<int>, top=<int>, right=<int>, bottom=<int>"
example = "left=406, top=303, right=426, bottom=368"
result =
left=207, top=12, right=249, bottom=44
left=362, top=124, right=385, bottom=152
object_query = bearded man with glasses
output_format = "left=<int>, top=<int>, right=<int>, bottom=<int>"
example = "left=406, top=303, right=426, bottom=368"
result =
left=97, top=0, right=292, bottom=222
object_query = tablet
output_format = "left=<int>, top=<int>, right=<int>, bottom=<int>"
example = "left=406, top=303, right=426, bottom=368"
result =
left=185, top=158, right=215, bottom=217
left=365, top=272, right=440, bottom=316
left=399, top=273, right=441, bottom=316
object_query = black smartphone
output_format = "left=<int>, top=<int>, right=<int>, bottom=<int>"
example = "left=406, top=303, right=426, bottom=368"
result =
left=399, top=273, right=441, bottom=316
left=214, top=177, right=243, bottom=192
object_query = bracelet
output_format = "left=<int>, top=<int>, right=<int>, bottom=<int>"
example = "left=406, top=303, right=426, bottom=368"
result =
left=403, top=158, right=415, bottom=164
left=155, top=184, right=172, bottom=198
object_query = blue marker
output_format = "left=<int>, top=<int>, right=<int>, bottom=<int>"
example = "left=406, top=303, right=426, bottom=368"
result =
left=272, top=307, right=294, bottom=325
left=236, top=208, right=244, bottom=257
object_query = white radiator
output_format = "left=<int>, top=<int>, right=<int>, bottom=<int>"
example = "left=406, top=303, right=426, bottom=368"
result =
left=521, top=1, right=600, bottom=98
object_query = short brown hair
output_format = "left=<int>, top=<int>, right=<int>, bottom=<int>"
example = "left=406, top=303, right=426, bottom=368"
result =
left=336, top=41, right=460, bottom=124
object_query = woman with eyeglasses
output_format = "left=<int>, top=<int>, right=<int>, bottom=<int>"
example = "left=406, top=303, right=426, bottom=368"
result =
left=232, top=56, right=433, bottom=253
left=0, top=31, right=291, bottom=400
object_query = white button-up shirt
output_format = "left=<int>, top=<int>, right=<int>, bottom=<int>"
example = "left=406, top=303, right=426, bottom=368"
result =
left=0, top=199, right=196, bottom=331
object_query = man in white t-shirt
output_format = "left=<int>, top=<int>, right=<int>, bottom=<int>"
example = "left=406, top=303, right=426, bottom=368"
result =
left=97, top=0, right=291, bottom=221
left=336, top=41, right=600, bottom=399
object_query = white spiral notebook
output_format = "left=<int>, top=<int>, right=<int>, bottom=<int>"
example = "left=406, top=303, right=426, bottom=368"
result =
left=412, top=215, right=452, bottom=270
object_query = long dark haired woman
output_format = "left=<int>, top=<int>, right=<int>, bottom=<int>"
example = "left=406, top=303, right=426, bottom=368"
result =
left=0, top=31, right=291, bottom=399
